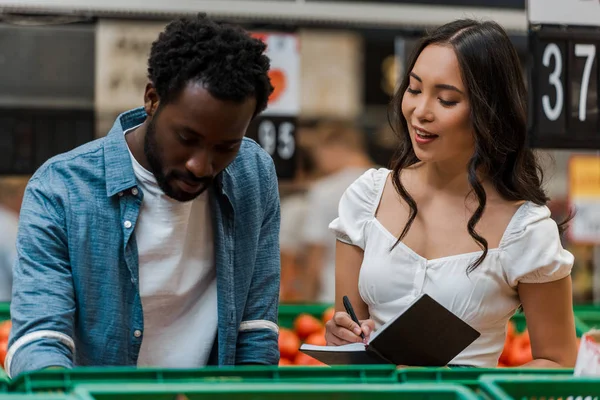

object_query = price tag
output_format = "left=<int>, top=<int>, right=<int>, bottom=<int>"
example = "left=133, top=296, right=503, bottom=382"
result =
left=529, top=28, right=600, bottom=148
left=246, top=116, right=296, bottom=180
left=569, top=155, right=600, bottom=244
left=527, top=0, right=600, bottom=149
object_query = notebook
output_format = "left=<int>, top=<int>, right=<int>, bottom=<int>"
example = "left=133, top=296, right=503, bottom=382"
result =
left=299, top=293, right=481, bottom=366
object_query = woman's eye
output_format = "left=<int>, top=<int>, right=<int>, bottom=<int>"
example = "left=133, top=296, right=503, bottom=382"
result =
left=439, top=98, right=458, bottom=106
left=407, top=87, right=421, bottom=95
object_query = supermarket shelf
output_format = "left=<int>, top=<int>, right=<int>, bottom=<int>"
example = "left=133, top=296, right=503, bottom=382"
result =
left=0, top=0, right=527, bottom=32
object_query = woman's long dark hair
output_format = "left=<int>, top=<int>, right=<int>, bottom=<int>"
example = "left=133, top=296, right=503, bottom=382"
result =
left=389, top=19, right=566, bottom=272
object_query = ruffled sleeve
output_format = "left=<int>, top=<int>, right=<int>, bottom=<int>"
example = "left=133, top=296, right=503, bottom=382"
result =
left=499, top=203, right=574, bottom=287
left=328, top=168, right=388, bottom=250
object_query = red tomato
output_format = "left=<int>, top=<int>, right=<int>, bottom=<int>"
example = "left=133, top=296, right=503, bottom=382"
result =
left=304, top=330, right=327, bottom=346
left=0, top=338, right=8, bottom=367
left=278, top=328, right=300, bottom=360
left=293, top=314, right=323, bottom=340
left=278, top=357, right=293, bottom=366
left=0, top=321, right=11, bottom=341
left=508, top=332, right=533, bottom=366
left=321, top=307, right=335, bottom=325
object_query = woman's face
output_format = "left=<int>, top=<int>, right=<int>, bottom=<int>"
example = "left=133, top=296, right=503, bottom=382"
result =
left=401, top=44, right=475, bottom=165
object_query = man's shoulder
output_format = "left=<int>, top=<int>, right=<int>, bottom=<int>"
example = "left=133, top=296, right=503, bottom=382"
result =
left=228, top=137, right=276, bottom=181
left=238, top=137, right=273, bottom=164
left=223, top=138, right=278, bottom=210
left=29, top=137, right=107, bottom=188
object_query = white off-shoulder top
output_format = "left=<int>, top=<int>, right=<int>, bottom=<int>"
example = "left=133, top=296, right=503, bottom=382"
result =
left=329, top=168, right=574, bottom=367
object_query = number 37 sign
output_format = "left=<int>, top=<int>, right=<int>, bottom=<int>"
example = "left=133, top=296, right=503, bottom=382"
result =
left=528, top=0, right=600, bottom=149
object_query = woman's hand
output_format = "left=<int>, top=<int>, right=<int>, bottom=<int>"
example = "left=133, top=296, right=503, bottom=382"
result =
left=325, top=311, right=375, bottom=345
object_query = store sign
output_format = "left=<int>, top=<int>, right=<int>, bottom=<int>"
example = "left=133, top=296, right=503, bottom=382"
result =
left=527, top=0, right=600, bottom=149
left=247, top=32, right=300, bottom=180
left=95, top=20, right=166, bottom=114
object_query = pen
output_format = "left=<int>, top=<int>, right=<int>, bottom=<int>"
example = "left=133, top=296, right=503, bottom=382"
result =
left=343, top=295, right=366, bottom=341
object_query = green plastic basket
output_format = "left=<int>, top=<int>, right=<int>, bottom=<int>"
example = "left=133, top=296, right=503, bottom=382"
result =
left=72, top=382, right=479, bottom=400
left=573, top=305, right=600, bottom=331
left=10, top=365, right=398, bottom=393
left=511, top=311, right=590, bottom=337
left=396, top=367, right=574, bottom=391
left=0, top=396, right=74, bottom=400
left=0, top=378, right=7, bottom=394
left=0, top=303, right=9, bottom=322
left=480, top=374, right=600, bottom=400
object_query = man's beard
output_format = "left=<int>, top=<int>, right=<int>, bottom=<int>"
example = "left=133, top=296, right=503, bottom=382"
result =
left=143, top=116, right=213, bottom=202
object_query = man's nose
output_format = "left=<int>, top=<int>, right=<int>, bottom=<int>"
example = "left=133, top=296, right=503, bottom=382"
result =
left=185, top=148, right=214, bottom=178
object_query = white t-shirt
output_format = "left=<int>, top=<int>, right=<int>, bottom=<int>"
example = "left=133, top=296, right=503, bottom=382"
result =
left=125, top=127, right=218, bottom=368
left=301, top=167, right=370, bottom=303
left=329, top=168, right=574, bottom=367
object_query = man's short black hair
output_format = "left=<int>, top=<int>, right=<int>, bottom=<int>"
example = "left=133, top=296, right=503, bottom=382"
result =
left=148, top=14, right=273, bottom=116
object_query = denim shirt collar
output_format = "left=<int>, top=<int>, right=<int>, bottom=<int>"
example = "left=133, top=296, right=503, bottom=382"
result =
left=103, top=107, right=146, bottom=197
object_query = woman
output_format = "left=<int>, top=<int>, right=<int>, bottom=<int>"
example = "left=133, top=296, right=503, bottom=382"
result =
left=325, top=19, right=578, bottom=368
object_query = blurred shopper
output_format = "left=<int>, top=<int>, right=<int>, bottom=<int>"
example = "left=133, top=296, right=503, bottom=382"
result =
left=8, top=14, right=280, bottom=377
left=326, top=20, right=578, bottom=368
left=0, top=177, right=26, bottom=302
left=279, top=141, right=320, bottom=302
left=300, top=121, right=374, bottom=303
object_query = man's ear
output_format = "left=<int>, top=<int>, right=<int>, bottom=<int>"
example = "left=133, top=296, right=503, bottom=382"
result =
left=143, top=83, right=160, bottom=116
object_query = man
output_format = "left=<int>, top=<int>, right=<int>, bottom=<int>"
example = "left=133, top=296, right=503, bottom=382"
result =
left=6, top=14, right=280, bottom=377
left=300, top=121, right=374, bottom=303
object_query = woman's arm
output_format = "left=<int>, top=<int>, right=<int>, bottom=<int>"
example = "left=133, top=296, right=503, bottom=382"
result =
left=334, top=241, right=369, bottom=318
left=325, top=240, right=374, bottom=345
left=518, top=276, right=578, bottom=368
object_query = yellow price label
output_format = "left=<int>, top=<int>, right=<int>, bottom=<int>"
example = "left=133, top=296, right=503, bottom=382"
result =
left=569, top=156, right=600, bottom=198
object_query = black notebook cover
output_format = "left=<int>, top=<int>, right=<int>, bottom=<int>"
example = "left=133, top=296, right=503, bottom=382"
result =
left=300, top=294, right=480, bottom=366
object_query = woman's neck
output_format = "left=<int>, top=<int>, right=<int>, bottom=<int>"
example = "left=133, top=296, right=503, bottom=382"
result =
left=417, top=159, right=477, bottom=198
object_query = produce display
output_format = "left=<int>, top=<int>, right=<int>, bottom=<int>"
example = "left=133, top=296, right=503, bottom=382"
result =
left=0, top=305, right=589, bottom=371
left=278, top=308, right=333, bottom=366
left=498, top=320, right=581, bottom=368
left=0, top=320, right=10, bottom=369
left=278, top=307, right=585, bottom=368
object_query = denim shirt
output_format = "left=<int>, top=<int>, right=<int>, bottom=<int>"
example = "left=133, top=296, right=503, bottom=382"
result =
left=6, top=108, right=281, bottom=378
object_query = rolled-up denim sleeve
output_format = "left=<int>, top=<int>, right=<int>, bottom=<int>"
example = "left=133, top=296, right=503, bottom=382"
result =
left=6, top=174, right=75, bottom=378
left=235, top=158, right=280, bottom=365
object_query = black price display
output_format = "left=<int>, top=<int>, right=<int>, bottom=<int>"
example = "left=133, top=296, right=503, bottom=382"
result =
left=246, top=115, right=296, bottom=180
left=529, top=27, right=600, bottom=149
left=0, top=108, right=94, bottom=175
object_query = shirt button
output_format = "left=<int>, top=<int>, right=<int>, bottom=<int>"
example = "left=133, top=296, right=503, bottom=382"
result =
left=124, top=220, right=132, bottom=229
left=134, top=330, right=142, bottom=338
left=131, top=188, right=139, bottom=196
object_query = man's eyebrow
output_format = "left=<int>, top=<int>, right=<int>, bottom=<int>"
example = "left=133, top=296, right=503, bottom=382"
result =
left=180, top=127, right=242, bottom=144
